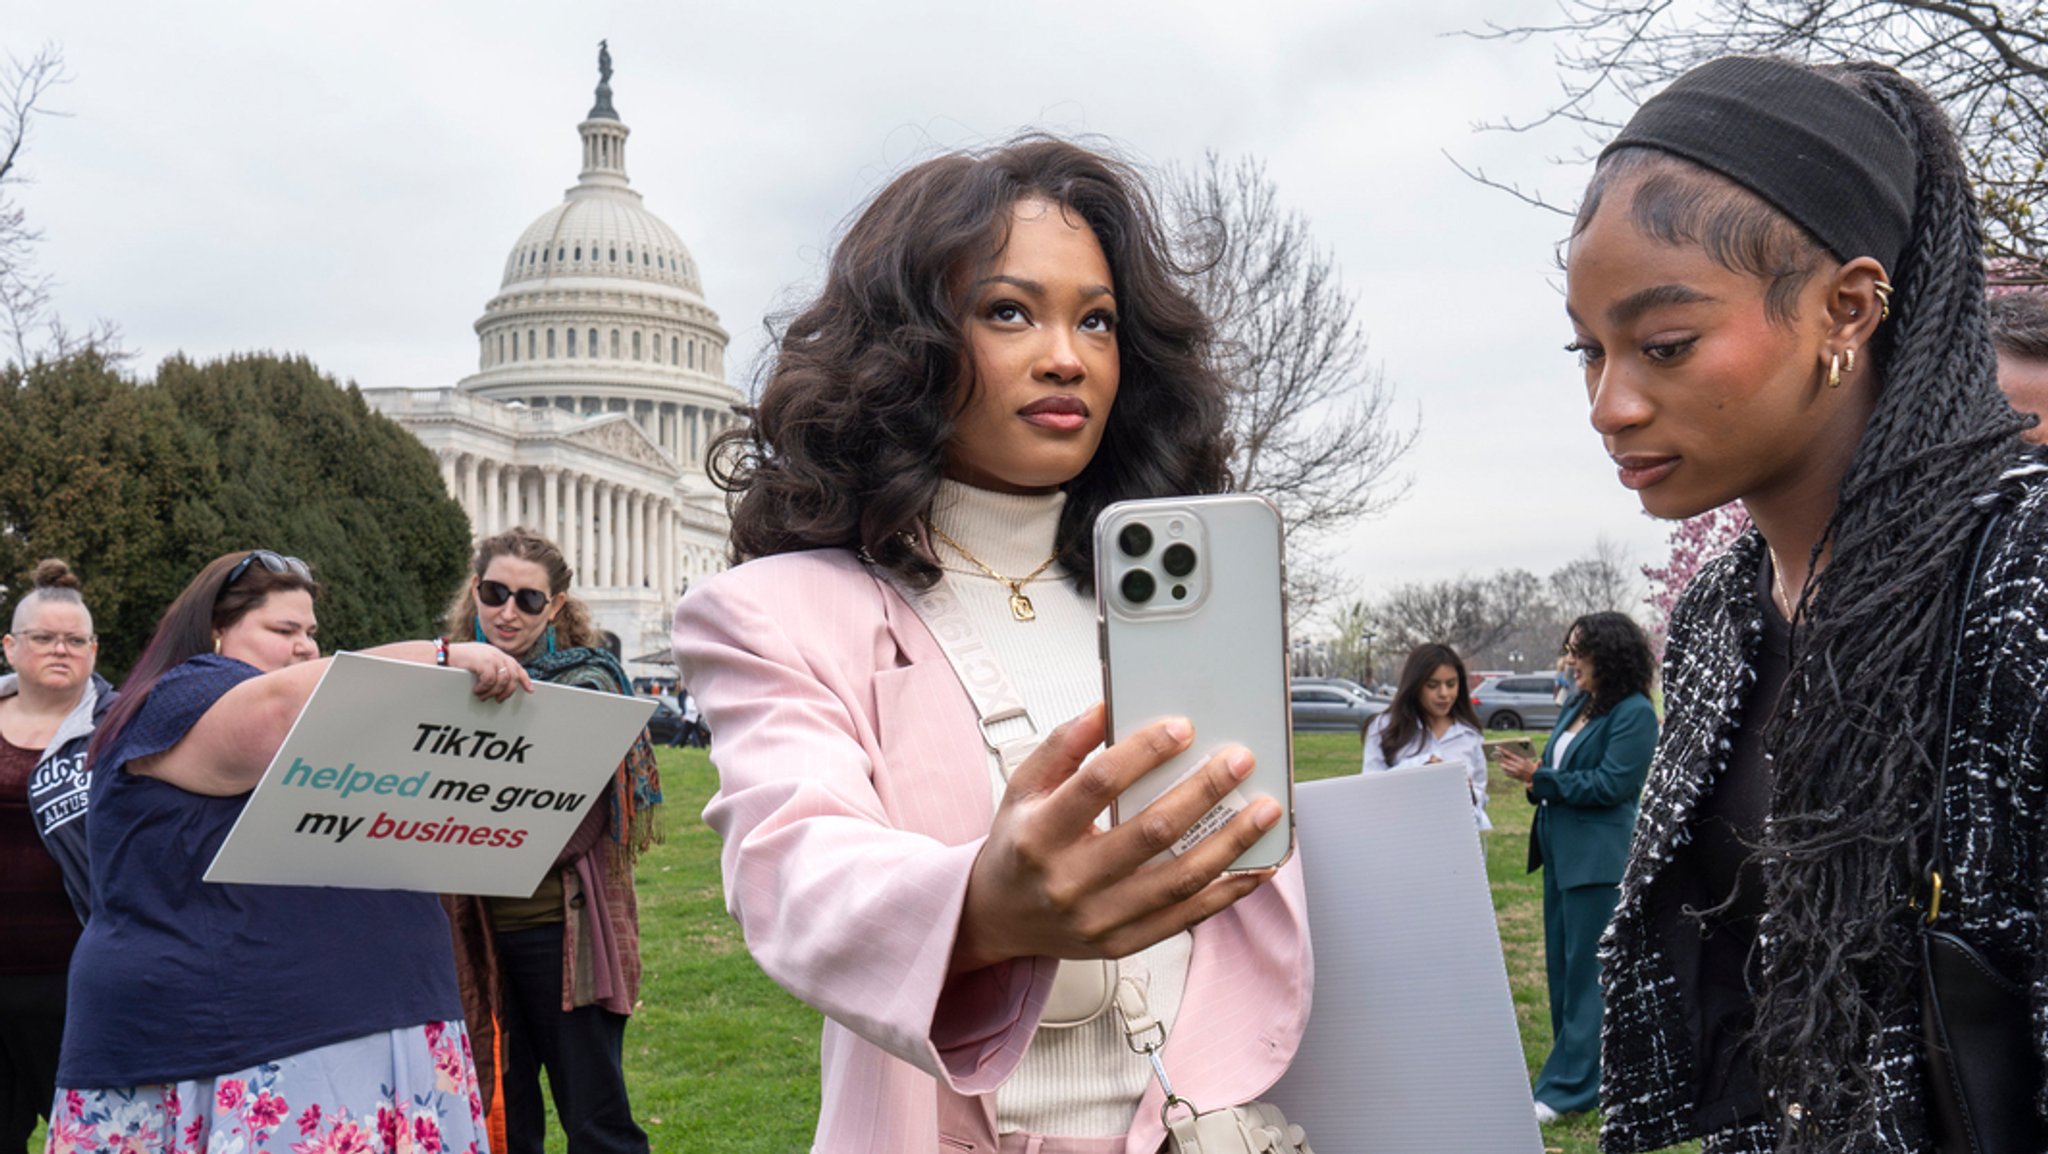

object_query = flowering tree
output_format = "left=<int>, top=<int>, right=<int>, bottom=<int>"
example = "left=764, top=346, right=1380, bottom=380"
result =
left=1642, top=503, right=1752, bottom=634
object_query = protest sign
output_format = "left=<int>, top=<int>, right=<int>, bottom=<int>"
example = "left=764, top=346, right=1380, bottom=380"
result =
left=205, top=652, right=655, bottom=897
left=1263, top=766, right=1543, bottom=1152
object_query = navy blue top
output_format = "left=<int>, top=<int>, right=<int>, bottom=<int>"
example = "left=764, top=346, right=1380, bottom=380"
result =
left=59, top=655, right=461, bottom=1087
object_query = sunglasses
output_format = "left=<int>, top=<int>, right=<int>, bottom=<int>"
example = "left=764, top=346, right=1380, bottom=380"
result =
left=226, top=549, right=312, bottom=588
left=477, top=579, right=552, bottom=616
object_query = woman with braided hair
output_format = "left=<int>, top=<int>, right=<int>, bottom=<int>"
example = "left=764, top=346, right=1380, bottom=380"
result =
left=1564, top=57, right=2048, bottom=1151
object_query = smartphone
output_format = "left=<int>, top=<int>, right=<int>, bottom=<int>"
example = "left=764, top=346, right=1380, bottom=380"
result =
left=1096, top=494, right=1294, bottom=873
left=1483, top=738, right=1536, bottom=764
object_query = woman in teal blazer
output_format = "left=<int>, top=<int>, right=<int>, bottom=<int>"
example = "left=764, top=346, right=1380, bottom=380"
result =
left=1500, top=610, right=1658, bottom=1123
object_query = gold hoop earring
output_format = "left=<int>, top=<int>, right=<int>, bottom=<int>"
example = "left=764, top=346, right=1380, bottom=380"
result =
left=213, top=635, right=222, bottom=655
left=1844, top=347, right=1856, bottom=375
left=1827, top=353, right=1843, bottom=389
left=1873, top=280, right=1894, bottom=320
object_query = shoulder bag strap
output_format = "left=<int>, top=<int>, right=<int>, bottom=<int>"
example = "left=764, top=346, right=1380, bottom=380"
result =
left=1921, top=509, right=2006, bottom=916
left=881, top=570, right=1042, bottom=778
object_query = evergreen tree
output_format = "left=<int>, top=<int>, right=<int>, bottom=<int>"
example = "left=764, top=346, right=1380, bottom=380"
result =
left=0, top=351, right=471, bottom=677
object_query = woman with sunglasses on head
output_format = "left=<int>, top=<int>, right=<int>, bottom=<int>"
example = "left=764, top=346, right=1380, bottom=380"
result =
left=1497, top=612, right=1657, bottom=1126
left=48, top=548, right=529, bottom=1154
left=674, top=137, right=1308, bottom=1153
left=1362, top=643, right=1490, bottom=830
left=1560, top=57, right=2048, bottom=1152
left=1, top=560, right=112, bottom=1151
left=441, top=527, right=658, bottom=1154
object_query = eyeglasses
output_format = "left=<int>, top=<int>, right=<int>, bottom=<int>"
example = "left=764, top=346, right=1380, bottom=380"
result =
left=477, top=579, right=552, bottom=616
left=15, top=630, right=96, bottom=653
left=225, top=549, right=313, bottom=588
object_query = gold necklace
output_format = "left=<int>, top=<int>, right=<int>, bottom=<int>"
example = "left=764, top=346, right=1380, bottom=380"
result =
left=927, top=522, right=1058, bottom=622
left=1768, top=547, right=1803, bottom=622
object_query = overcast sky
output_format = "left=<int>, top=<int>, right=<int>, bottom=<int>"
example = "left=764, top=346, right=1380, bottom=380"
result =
left=6, top=1, right=1676, bottom=622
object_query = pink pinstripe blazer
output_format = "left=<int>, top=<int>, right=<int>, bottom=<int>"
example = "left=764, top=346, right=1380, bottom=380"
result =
left=672, top=549, right=1312, bottom=1154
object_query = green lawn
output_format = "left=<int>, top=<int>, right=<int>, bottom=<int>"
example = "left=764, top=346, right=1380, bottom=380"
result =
left=584, top=736, right=1697, bottom=1154
left=33, top=737, right=1693, bottom=1154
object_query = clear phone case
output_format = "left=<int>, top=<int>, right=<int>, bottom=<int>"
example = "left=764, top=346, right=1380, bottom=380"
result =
left=1096, top=494, right=1295, bottom=872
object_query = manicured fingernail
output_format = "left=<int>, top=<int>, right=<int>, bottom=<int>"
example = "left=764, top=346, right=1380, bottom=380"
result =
left=1252, top=799, right=1281, bottom=830
left=1164, top=717, right=1193, bottom=743
left=1226, top=748, right=1254, bottom=781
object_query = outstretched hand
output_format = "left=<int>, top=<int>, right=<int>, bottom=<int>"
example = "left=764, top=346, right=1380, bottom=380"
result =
left=950, top=703, right=1282, bottom=974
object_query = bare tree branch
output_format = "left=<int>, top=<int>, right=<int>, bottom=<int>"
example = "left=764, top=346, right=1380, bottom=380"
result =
left=1166, top=153, right=1418, bottom=551
left=1, top=44, right=71, bottom=367
left=1463, top=0, right=2048, bottom=279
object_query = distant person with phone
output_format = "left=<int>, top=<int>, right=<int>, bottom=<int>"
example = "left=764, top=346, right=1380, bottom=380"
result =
left=673, top=138, right=1309, bottom=1152
left=1363, top=643, right=1490, bottom=830
left=1498, top=612, right=1657, bottom=1125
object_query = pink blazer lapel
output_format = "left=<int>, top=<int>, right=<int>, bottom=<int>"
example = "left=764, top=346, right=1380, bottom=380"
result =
left=868, top=573, right=1003, bottom=845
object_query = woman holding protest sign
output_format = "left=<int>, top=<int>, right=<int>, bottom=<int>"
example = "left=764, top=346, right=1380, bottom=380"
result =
left=1562, top=57, right=2048, bottom=1150
left=441, top=527, right=659, bottom=1154
left=674, top=137, right=1310, bottom=1153
left=48, top=548, right=527, bottom=1154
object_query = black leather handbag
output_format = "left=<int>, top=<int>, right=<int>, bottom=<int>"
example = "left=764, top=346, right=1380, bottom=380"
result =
left=1918, top=510, right=2047, bottom=1153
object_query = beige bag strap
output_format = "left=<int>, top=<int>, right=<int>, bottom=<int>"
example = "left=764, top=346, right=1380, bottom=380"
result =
left=883, top=571, right=1040, bottom=776
left=1117, top=973, right=1198, bottom=1129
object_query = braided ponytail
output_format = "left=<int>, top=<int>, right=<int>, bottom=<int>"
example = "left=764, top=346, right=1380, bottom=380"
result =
left=1747, top=61, right=2032, bottom=1147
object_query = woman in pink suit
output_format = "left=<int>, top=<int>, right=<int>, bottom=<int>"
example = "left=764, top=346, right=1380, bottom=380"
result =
left=673, top=138, right=1310, bottom=1153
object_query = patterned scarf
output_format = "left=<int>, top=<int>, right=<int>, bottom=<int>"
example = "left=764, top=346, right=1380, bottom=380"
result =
left=523, top=645, right=664, bottom=864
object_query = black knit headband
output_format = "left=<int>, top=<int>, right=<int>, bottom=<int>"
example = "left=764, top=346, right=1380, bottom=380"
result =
left=1602, top=56, right=1916, bottom=274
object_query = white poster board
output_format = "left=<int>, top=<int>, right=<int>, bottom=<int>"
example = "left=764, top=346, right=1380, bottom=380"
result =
left=1263, top=767, right=1544, bottom=1152
left=205, top=652, right=655, bottom=897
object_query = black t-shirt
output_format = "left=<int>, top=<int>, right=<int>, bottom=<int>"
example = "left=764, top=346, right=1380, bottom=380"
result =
left=1683, top=559, right=1791, bottom=1127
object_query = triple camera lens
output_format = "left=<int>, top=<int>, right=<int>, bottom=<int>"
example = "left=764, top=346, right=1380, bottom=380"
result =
left=1115, top=520, right=1196, bottom=606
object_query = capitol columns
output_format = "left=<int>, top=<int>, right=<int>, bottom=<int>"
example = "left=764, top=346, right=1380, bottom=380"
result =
left=542, top=466, right=562, bottom=551
left=659, top=497, right=675, bottom=605
left=458, top=455, right=481, bottom=532
left=634, top=490, right=651, bottom=588
left=577, top=475, right=596, bottom=583
left=612, top=483, right=629, bottom=588
left=597, top=482, right=615, bottom=588
left=481, top=460, right=502, bottom=537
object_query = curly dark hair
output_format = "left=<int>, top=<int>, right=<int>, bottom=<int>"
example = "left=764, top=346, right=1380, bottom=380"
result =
left=1562, top=611, right=1654, bottom=720
left=1577, top=60, right=2033, bottom=1148
left=1377, top=643, right=1482, bottom=765
left=712, top=135, right=1234, bottom=591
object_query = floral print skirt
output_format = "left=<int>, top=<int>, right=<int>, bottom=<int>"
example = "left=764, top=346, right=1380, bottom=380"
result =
left=45, top=1019, right=488, bottom=1154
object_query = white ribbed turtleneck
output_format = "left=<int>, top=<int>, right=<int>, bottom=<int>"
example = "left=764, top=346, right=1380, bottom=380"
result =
left=926, top=479, right=1192, bottom=1139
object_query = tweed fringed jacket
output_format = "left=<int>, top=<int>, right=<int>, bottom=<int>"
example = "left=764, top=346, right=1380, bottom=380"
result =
left=1598, top=457, right=2048, bottom=1154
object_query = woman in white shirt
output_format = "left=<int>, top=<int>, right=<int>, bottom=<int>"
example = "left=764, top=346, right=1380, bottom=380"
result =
left=1362, top=643, right=1490, bottom=830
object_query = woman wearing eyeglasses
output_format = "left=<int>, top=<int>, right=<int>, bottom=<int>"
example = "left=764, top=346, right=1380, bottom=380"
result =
left=49, top=549, right=529, bottom=1154
left=0, top=560, right=112, bottom=1151
left=440, top=527, right=659, bottom=1154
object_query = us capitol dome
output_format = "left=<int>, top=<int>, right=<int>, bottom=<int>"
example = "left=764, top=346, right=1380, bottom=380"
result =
left=369, top=45, right=741, bottom=676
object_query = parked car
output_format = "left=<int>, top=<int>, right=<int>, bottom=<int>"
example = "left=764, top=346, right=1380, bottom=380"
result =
left=1289, top=680, right=1386, bottom=732
left=645, top=699, right=688, bottom=747
left=1469, top=674, right=1564, bottom=732
left=1294, top=676, right=1395, bottom=709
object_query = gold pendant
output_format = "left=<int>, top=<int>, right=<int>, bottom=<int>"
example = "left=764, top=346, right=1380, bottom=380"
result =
left=1008, top=587, right=1037, bottom=622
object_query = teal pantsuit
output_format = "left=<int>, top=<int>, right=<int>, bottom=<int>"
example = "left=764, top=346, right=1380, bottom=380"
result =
left=1525, top=692, right=1657, bottom=1114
